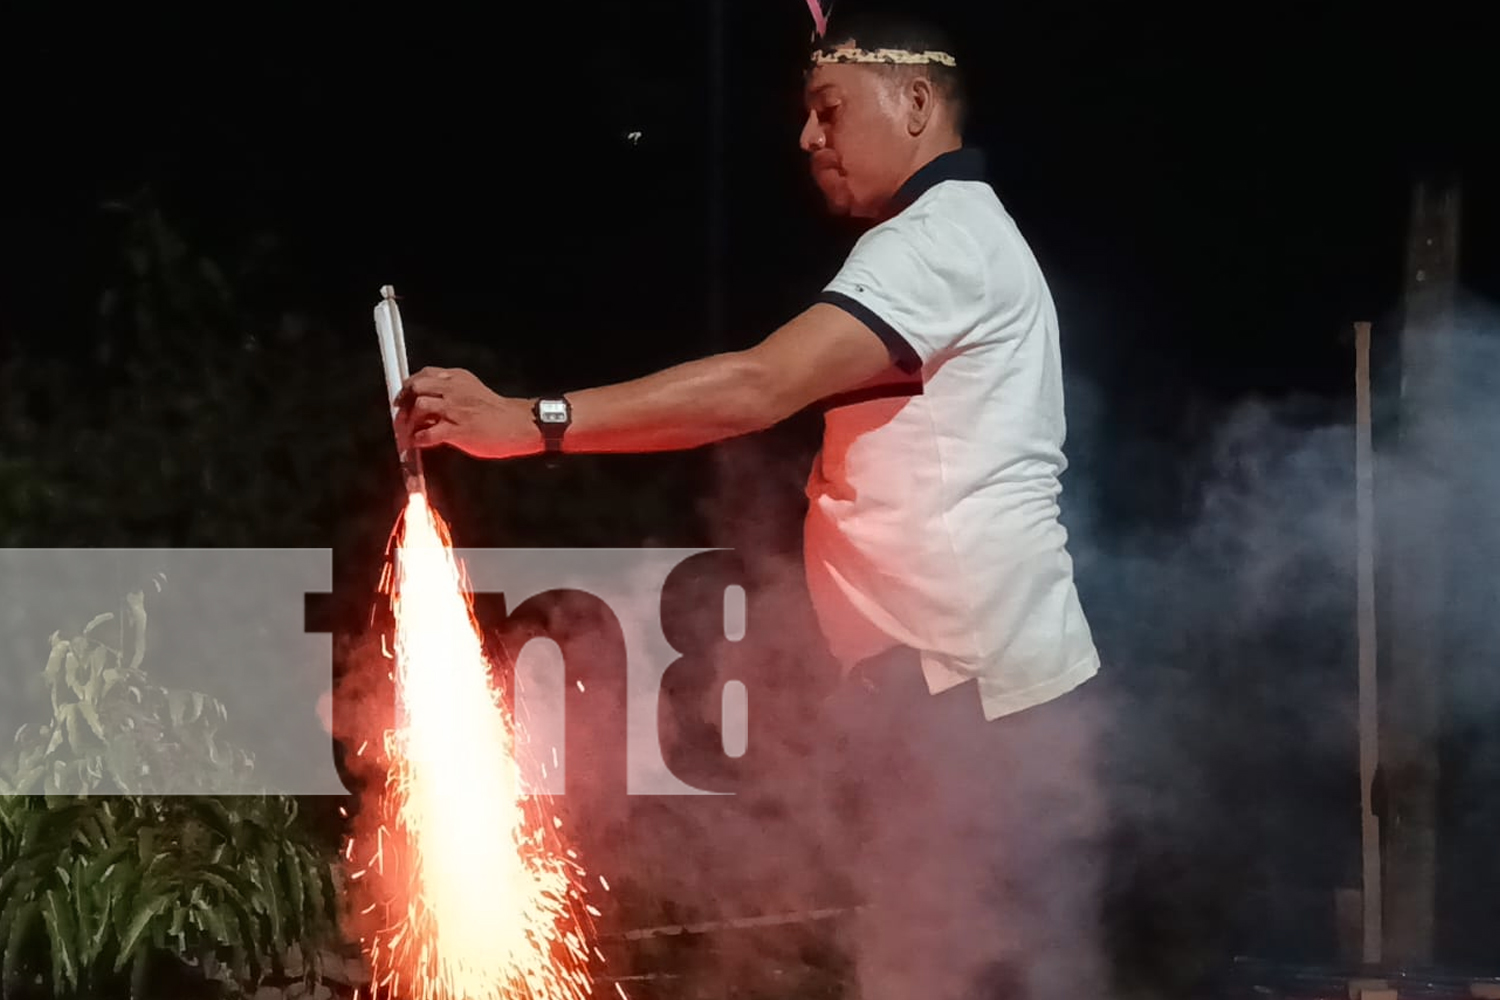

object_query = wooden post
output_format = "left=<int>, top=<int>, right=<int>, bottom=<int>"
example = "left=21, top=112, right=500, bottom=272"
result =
left=1381, top=176, right=1462, bottom=965
left=1355, top=320, right=1382, bottom=965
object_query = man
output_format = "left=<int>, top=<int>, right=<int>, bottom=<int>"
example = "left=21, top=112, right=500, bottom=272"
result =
left=399, top=12, right=1106, bottom=1000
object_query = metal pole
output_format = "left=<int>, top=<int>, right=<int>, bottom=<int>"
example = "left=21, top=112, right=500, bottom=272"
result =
left=707, top=0, right=727, bottom=351
left=1383, top=177, right=1461, bottom=964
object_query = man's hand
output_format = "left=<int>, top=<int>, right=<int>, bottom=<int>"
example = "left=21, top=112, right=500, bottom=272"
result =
left=395, top=367, right=539, bottom=459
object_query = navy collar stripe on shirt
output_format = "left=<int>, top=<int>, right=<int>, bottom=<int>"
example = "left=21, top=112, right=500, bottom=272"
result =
left=890, top=147, right=989, bottom=214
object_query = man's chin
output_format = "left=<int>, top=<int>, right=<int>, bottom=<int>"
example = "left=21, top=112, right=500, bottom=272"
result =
left=818, top=186, right=855, bottom=217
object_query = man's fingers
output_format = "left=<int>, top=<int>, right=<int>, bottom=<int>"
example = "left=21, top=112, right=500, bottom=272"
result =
left=402, top=368, right=453, bottom=400
left=394, top=395, right=446, bottom=452
left=412, top=421, right=451, bottom=449
left=409, top=395, right=448, bottom=423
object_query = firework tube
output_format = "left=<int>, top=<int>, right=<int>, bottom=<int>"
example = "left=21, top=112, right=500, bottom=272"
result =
left=373, top=285, right=428, bottom=497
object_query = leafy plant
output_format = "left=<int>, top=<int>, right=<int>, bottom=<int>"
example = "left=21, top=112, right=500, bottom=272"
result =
left=0, top=795, right=341, bottom=998
left=0, top=582, right=254, bottom=799
left=0, top=585, right=345, bottom=999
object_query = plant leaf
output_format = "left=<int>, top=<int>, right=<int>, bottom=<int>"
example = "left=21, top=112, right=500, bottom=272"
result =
left=112, top=891, right=175, bottom=972
left=184, top=798, right=238, bottom=847
left=85, top=883, right=113, bottom=966
left=283, top=844, right=307, bottom=940
left=21, top=802, right=93, bottom=858
left=167, top=690, right=188, bottom=729
left=1, top=899, right=41, bottom=993
left=196, top=903, right=229, bottom=948
left=84, top=666, right=104, bottom=708
left=87, top=642, right=108, bottom=679
left=0, top=863, right=41, bottom=925
left=64, top=703, right=84, bottom=755
left=78, top=700, right=107, bottom=743
left=66, top=647, right=87, bottom=699
left=12, top=763, right=45, bottom=795
left=140, top=850, right=175, bottom=889
left=126, top=590, right=147, bottom=673
left=75, top=811, right=107, bottom=851
left=43, top=635, right=67, bottom=684
left=42, top=886, right=80, bottom=991
left=249, top=851, right=285, bottom=951
left=169, top=899, right=187, bottom=938
left=195, top=865, right=255, bottom=904
left=83, top=844, right=133, bottom=886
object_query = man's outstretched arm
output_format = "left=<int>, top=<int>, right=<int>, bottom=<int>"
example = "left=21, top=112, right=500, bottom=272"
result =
left=398, top=302, right=895, bottom=458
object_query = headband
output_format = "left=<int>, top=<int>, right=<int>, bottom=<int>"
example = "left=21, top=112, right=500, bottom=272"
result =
left=810, top=46, right=958, bottom=67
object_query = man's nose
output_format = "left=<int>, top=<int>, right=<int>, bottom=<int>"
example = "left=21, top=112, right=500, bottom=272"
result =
left=799, top=112, right=824, bottom=153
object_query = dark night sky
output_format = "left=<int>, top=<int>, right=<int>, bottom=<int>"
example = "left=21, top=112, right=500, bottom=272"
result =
left=5, top=1, right=1493, bottom=557
left=3, top=2, right=1494, bottom=389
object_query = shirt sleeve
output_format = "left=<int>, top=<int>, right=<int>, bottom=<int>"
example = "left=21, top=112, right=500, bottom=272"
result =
left=817, top=213, right=990, bottom=374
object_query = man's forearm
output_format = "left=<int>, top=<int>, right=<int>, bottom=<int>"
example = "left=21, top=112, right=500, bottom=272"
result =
left=401, top=304, right=890, bottom=459
left=560, top=350, right=784, bottom=454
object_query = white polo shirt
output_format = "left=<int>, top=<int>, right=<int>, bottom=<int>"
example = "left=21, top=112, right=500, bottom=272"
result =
left=804, top=148, right=1099, bottom=721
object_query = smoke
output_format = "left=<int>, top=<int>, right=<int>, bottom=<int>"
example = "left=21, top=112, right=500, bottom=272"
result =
left=316, top=298, right=1500, bottom=994
left=584, top=295, right=1500, bottom=996
left=1078, top=295, right=1500, bottom=988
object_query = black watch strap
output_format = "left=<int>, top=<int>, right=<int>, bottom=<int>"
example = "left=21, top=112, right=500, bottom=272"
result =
left=532, top=396, right=572, bottom=454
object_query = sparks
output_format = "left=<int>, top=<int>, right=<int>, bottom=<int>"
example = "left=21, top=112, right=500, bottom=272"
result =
left=348, top=492, right=595, bottom=1000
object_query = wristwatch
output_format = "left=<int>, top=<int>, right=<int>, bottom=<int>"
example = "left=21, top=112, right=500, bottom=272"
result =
left=531, top=396, right=572, bottom=454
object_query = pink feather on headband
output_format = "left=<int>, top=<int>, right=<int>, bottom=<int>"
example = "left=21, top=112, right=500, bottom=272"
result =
left=804, top=0, right=829, bottom=38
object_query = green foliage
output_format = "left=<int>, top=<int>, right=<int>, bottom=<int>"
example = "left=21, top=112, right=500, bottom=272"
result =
left=0, top=586, right=344, bottom=998
left=0, top=584, right=253, bottom=798
left=0, top=795, right=341, bottom=998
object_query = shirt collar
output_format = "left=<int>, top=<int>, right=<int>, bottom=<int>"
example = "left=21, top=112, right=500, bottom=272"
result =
left=889, top=147, right=988, bottom=214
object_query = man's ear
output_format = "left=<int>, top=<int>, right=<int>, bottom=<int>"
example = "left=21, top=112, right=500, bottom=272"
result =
left=908, top=76, right=936, bottom=135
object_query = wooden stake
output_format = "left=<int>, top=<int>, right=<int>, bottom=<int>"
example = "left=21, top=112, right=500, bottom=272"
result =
left=1355, top=319, right=1382, bottom=966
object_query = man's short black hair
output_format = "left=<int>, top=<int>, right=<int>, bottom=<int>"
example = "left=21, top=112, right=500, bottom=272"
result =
left=814, top=9, right=968, bottom=133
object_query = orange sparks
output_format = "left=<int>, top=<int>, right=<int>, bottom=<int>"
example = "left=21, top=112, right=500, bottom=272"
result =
left=350, top=493, right=596, bottom=1000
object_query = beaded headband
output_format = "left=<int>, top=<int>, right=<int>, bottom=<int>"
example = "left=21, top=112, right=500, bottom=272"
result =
left=810, top=47, right=958, bottom=67
left=802, top=1, right=957, bottom=67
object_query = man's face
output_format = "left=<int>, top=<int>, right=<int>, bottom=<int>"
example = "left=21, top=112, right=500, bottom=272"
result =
left=800, top=60, right=914, bottom=219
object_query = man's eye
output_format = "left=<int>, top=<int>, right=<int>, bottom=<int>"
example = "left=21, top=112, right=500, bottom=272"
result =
left=818, top=105, right=839, bottom=123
